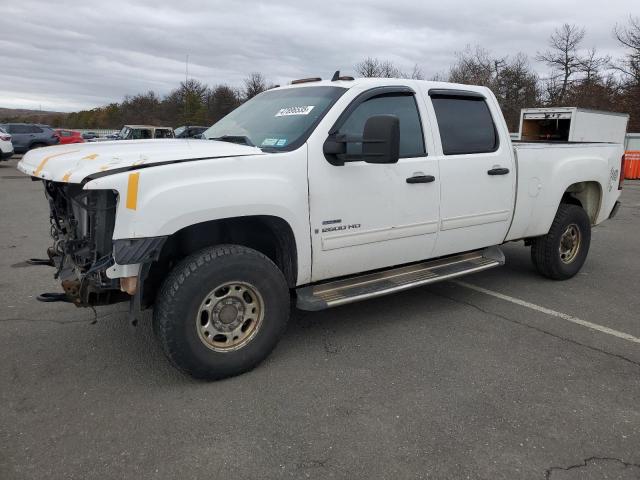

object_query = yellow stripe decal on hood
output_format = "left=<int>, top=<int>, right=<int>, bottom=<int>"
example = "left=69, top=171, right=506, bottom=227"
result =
left=33, top=150, right=80, bottom=177
left=126, top=172, right=140, bottom=210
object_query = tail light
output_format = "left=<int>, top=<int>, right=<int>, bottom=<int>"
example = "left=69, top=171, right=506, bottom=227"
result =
left=619, top=154, right=625, bottom=190
left=0, top=134, right=10, bottom=141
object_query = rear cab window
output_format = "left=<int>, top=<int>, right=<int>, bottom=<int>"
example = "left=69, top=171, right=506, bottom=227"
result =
left=430, top=91, right=498, bottom=155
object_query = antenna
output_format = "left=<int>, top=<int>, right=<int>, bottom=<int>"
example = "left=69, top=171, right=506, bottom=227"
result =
left=331, top=70, right=340, bottom=81
left=184, top=54, right=189, bottom=121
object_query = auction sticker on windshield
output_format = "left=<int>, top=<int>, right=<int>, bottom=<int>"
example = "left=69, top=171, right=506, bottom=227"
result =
left=261, top=138, right=288, bottom=147
left=275, top=106, right=315, bottom=116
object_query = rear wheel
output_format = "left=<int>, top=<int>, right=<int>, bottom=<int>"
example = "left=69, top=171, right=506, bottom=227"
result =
left=153, top=245, right=290, bottom=380
left=531, top=204, right=591, bottom=280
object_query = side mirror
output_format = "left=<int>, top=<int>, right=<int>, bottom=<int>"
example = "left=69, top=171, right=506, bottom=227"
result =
left=322, top=114, right=400, bottom=166
left=362, top=114, right=400, bottom=164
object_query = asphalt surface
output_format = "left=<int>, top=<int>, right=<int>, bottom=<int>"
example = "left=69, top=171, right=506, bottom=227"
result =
left=1, top=155, right=639, bottom=479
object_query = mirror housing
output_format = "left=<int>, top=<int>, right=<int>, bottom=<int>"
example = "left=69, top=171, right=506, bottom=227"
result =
left=362, top=114, right=400, bottom=164
left=323, top=114, right=400, bottom=165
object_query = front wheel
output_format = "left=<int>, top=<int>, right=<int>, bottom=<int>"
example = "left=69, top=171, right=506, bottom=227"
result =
left=153, top=245, right=290, bottom=380
left=530, top=204, right=591, bottom=280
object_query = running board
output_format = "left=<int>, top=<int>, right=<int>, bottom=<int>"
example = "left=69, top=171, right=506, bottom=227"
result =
left=296, top=246, right=505, bottom=311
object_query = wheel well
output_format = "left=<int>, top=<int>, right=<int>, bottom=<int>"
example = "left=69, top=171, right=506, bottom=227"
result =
left=561, top=181, right=602, bottom=224
left=143, top=216, right=297, bottom=306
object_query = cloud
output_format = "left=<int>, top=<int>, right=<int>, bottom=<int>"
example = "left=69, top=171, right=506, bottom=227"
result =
left=0, top=0, right=634, bottom=111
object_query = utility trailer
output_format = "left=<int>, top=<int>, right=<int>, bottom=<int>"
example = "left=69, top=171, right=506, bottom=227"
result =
left=518, top=107, right=628, bottom=143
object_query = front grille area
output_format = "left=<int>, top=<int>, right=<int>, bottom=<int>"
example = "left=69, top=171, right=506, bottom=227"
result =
left=44, top=181, right=124, bottom=305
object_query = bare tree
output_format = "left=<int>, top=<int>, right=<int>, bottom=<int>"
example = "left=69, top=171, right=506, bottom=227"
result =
left=613, top=16, right=640, bottom=84
left=448, top=46, right=539, bottom=130
left=355, top=57, right=422, bottom=79
left=243, top=72, right=268, bottom=100
left=580, top=48, right=611, bottom=84
left=409, top=64, right=424, bottom=80
left=448, top=46, right=498, bottom=86
left=355, top=57, right=382, bottom=77
left=536, top=24, right=586, bottom=102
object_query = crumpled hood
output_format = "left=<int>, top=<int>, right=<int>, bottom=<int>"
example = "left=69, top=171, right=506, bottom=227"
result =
left=17, top=139, right=265, bottom=183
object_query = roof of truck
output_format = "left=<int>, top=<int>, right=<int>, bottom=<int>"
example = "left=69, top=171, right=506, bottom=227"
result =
left=123, top=125, right=174, bottom=129
left=275, top=77, right=493, bottom=95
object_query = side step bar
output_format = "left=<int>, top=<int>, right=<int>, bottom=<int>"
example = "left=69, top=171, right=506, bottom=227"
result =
left=296, top=246, right=505, bottom=311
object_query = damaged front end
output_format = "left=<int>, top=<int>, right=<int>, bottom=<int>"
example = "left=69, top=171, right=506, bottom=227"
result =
left=43, top=181, right=128, bottom=306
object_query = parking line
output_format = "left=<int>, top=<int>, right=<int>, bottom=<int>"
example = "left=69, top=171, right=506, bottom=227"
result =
left=453, top=281, right=640, bottom=344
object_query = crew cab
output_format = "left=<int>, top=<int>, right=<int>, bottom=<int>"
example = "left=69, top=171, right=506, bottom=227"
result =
left=17, top=77, right=626, bottom=380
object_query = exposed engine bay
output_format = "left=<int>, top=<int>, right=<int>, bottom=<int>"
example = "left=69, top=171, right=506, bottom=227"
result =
left=44, top=181, right=127, bottom=306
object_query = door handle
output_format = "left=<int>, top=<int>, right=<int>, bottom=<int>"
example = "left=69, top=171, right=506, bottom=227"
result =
left=487, top=167, right=510, bottom=175
left=406, top=175, right=435, bottom=184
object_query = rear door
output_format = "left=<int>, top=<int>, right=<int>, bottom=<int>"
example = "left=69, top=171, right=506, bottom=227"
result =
left=424, top=88, right=515, bottom=256
left=6, top=125, right=30, bottom=150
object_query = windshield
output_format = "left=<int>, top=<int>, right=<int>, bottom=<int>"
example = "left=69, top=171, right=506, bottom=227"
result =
left=203, top=86, right=346, bottom=150
left=174, top=126, right=186, bottom=137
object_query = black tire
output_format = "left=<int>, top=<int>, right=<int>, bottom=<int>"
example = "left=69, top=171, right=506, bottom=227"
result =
left=531, top=204, right=591, bottom=280
left=29, top=142, right=46, bottom=150
left=153, top=245, right=290, bottom=380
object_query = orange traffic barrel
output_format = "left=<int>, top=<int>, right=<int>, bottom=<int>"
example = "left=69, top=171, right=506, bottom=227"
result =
left=625, top=151, right=640, bottom=180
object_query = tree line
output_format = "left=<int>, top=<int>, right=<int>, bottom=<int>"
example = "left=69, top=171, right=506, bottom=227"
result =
left=3, top=17, right=640, bottom=132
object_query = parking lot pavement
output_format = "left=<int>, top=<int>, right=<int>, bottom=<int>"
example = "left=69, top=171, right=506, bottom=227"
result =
left=1, top=156, right=639, bottom=479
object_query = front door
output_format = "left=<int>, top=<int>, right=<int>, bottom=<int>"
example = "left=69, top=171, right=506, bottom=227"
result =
left=307, top=88, right=440, bottom=282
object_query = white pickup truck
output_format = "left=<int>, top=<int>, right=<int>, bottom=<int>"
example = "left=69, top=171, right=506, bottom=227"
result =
left=18, top=77, right=626, bottom=379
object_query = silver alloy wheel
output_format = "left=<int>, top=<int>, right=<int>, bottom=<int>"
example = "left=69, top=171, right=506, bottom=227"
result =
left=559, top=223, right=581, bottom=264
left=196, top=281, right=265, bottom=352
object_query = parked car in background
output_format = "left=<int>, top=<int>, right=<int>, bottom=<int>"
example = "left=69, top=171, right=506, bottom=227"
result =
left=174, top=125, right=208, bottom=138
left=0, top=126, right=14, bottom=160
left=0, top=123, right=59, bottom=153
left=116, top=125, right=175, bottom=140
left=55, top=129, right=85, bottom=145
left=82, top=131, right=98, bottom=140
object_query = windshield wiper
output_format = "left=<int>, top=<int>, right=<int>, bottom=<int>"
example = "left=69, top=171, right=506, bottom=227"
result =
left=209, top=135, right=255, bottom=147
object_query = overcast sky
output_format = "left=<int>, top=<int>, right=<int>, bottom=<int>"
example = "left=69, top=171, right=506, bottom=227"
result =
left=0, top=0, right=635, bottom=112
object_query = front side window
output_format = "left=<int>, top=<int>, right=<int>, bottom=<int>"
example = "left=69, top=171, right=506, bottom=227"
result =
left=155, top=129, right=173, bottom=138
left=431, top=95, right=498, bottom=155
left=337, top=93, right=426, bottom=158
left=203, top=86, right=346, bottom=151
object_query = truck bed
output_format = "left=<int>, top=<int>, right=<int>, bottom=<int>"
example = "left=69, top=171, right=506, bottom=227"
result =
left=506, top=141, right=624, bottom=241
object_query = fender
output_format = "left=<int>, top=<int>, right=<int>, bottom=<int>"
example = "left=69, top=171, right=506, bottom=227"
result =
left=85, top=149, right=313, bottom=284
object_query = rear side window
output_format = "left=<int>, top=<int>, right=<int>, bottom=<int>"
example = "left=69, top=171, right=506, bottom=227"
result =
left=338, top=93, right=426, bottom=158
left=29, top=126, right=43, bottom=133
left=431, top=96, right=498, bottom=155
left=9, top=125, right=30, bottom=134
